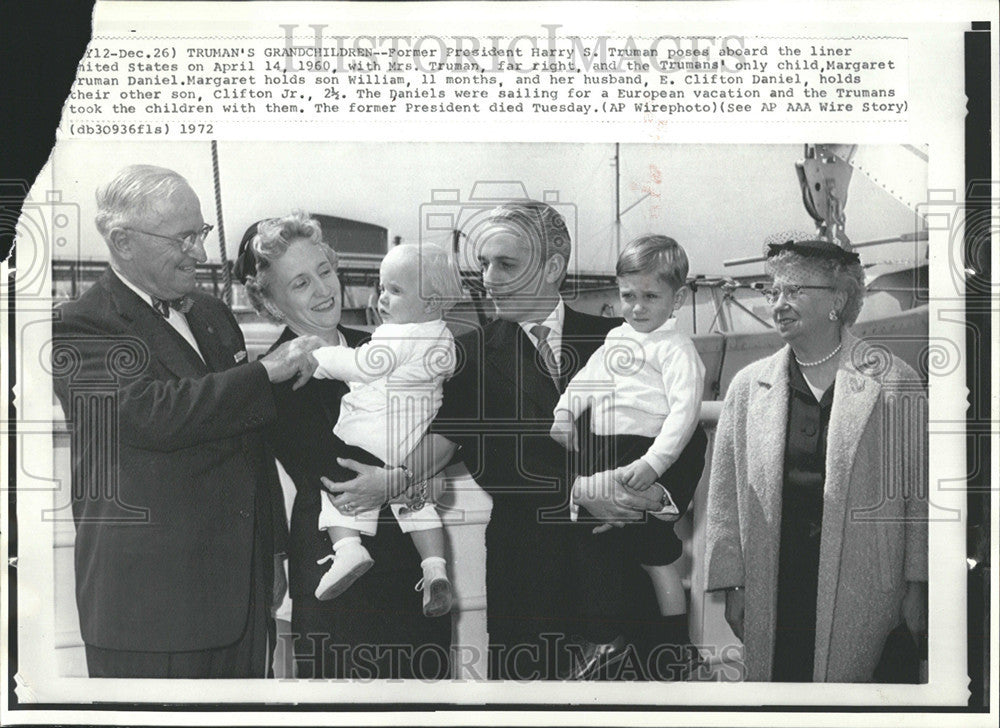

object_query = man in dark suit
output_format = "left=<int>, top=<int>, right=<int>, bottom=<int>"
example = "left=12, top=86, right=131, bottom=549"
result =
left=51, top=165, right=317, bottom=678
left=433, top=201, right=673, bottom=680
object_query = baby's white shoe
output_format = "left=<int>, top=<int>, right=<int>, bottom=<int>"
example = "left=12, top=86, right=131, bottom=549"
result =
left=416, top=558, right=452, bottom=618
left=314, top=541, right=373, bottom=601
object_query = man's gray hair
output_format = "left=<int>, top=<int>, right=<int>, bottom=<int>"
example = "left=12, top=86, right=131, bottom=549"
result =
left=95, top=165, right=192, bottom=238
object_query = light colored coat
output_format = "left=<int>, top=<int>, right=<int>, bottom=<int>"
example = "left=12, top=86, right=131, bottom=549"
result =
left=705, top=333, right=928, bottom=682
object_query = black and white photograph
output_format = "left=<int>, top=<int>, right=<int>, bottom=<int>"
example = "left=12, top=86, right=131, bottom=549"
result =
left=1, top=1, right=994, bottom=725
left=26, top=140, right=952, bottom=684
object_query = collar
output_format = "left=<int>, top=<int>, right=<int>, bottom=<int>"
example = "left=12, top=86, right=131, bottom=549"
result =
left=378, top=318, right=447, bottom=334
left=620, top=317, right=677, bottom=339
left=759, top=330, right=870, bottom=389
left=519, top=298, right=564, bottom=341
left=110, top=266, right=193, bottom=316
left=787, top=354, right=812, bottom=395
left=287, top=324, right=347, bottom=347
left=110, top=266, right=157, bottom=309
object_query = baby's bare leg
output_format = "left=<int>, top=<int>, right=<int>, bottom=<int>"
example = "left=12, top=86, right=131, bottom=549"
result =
left=409, top=526, right=446, bottom=561
left=405, top=526, right=451, bottom=617
left=326, top=525, right=360, bottom=547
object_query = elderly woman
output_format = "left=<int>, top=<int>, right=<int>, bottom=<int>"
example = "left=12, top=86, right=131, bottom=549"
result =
left=234, top=211, right=454, bottom=679
left=704, top=235, right=928, bottom=682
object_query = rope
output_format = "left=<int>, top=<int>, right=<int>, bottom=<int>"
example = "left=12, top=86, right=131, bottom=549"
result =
left=210, top=140, right=232, bottom=305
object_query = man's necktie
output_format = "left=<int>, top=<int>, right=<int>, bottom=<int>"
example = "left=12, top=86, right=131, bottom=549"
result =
left=151, top=296, right=194, bottom=318
left=531, top=324, right=561, bottom=388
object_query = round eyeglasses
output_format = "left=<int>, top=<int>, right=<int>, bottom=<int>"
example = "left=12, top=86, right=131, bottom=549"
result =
left=760, top=284, right=835, bottom=304
left=124, top=223, right=214, bottom=253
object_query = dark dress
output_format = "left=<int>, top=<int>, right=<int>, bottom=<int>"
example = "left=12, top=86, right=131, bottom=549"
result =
left=264, top=326, right=450, bottom=680
left=771, top=358, right=833, bottom=682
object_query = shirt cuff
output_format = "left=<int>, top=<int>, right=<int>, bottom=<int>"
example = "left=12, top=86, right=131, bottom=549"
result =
left=311, top=348, right=339, bottom=379
left=648, top=484, right=680, bottom=519
left=642, top=448, right=683, bottom=478
left=568, top=478, right=579, bottom=522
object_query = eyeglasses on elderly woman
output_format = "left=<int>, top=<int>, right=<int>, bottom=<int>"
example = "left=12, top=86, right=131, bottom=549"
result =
left=759, top=283, right=835, bottom=304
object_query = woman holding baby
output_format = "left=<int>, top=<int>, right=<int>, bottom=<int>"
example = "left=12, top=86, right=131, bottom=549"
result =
left=234, top=211, right=457, bottom=679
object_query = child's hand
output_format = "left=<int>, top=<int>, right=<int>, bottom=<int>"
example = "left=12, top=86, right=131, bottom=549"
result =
left=615, top=459, right=659, bottom=491
left=550, top=408, right=578, bottom=451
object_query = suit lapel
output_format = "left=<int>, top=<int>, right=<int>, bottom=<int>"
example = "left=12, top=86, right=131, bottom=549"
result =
left=264, top=325, right=297, bottom=356
left=483, top=308, right=615, bottom=413
left=813, top=333, right=882, bottom=679
left=478, top=321, right=547, bottom=422
left=103, top=271, right=208, bottom=379
left=560, top=305, right=616, bottom=388
left=185, top=304, right=230, bottom=373
left=483, top=320, right=540, bottom=395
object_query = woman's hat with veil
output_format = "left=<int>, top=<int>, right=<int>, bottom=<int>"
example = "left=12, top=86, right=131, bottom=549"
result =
left=764, top=230, right=861, bottom=264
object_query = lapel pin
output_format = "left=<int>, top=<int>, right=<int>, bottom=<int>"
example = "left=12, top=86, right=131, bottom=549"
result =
left=207, top=325, right=215, bottom=334
left=234, top=350, right=247, bottom=363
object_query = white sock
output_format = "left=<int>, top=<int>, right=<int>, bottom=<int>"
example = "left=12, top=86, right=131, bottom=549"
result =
left=421, top=556, right=447, bottom=574
left=333, top=536, right=362, bottom=553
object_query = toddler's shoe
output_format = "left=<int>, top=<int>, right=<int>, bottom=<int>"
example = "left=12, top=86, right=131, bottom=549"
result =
left=415, top=562, right=452, bottom=618
left=314, top=543, right=374, bottom=601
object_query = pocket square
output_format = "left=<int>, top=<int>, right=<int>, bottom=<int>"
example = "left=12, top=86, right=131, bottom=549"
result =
left=234, top=350, right=247, bottom=363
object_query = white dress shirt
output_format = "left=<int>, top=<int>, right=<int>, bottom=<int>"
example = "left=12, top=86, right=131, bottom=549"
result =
left=111, top=267, right=205, bottom=363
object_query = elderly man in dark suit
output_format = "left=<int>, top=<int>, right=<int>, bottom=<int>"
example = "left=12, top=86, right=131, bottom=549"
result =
left=432, top=201, right=676, bottom=680
left=52, top=165, right=318, bottom=678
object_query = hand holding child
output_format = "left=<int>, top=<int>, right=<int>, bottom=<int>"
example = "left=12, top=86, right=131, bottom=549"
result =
left=614, top=459, right=659, bottom=491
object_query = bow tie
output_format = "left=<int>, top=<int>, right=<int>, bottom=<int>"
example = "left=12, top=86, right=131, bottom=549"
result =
left=151, top=296, right=194, bottom=318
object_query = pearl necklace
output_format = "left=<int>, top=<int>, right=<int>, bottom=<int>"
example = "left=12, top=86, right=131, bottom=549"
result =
left=795, top=342, right=842, bottom=367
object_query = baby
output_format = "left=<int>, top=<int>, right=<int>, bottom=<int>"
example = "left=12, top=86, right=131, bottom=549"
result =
left=309, top=243, right=462, bottom=617
left=551, top=234, right=706, bottom=661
